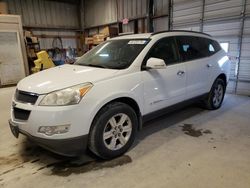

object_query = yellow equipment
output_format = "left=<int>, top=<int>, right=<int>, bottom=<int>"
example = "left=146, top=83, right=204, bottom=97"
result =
left=32, top=51, right=55, bottom=73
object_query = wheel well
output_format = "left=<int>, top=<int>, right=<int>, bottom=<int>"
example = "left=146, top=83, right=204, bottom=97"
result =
left=217, top=74, right=227, bottom=85
left=103, top=97, right=142, bottom=130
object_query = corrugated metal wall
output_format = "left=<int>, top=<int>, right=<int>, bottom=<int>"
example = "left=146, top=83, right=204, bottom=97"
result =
left=7, top=0, right=79, bottom=28
left=6, top=0, right=79, bottom=50
left=153, top=0, right=169, bottom=31
left=238, top=16, right=250, bottom=95
left=85, top=0, right=148, bottom=33
left=173, top=0, right=202, bottom=28
left=85, top=0, right=169, bottom=33
left=117, top=0, right=147, bottom=21
left=85, top=0, right=117, bottom=27
left=171, top=0, right=250, bottom=95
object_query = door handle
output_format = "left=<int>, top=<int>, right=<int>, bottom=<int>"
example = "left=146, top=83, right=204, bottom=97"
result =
left=207, top=64, right=212, bottom=68
left=177, top=70, right=185, bottom=76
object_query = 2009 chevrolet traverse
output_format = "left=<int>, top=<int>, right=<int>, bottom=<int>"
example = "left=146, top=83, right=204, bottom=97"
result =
left=9, top=31, right=230, bottom=159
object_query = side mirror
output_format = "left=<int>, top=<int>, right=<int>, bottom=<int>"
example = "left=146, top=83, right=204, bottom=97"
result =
left=145, top=57, right=166, bottom=69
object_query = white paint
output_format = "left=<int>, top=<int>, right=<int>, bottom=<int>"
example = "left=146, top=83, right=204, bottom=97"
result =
left=10, top=32, right=230, bottom=144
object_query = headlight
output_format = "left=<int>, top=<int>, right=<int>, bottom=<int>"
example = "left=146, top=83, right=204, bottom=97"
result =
left=39, top=83, right=93, bottom=106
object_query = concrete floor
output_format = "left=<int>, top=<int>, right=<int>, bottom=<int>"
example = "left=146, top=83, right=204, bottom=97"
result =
left=0, top=87, right=250, bottom=188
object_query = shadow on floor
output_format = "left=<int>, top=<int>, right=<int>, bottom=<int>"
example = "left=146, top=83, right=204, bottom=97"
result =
left=136, top=104, right=205, bottom=144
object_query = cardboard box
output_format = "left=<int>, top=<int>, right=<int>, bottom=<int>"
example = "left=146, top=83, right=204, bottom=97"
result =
left=24, top=30, right=32, bottom=38
left=100, top=26, right=118, bottom=37
left=0, top=2, right=8, bottom=14
left=27, top=49, right=36, bottom=58
left=85, top=37, right=93, bottom=44
left=31, top=36, right=38, bottom=43
left=93, top=34, right=106, bottom=45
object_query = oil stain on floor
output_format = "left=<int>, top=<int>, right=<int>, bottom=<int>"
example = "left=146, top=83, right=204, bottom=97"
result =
left=181, top=124, right=212, bottom=137
left=48, top=155, right=132, bottom=177
left=0, top=139, right=132, bottom=179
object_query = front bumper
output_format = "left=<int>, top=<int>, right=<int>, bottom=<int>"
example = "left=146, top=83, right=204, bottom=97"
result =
left=9, top=119, right=88, bottom=157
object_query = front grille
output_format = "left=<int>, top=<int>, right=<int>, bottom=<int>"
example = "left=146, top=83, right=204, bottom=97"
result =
left=15, top=90, right=38, bottom=104
left=13, top=107, right=31, bottom=120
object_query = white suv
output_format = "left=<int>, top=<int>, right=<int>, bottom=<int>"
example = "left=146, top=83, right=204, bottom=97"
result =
left=9, top=31, right=230, bottom=159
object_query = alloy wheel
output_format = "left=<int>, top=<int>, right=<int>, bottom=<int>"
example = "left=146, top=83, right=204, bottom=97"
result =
left=103, top=113, right=132, bottom=151
left=213, top=84, right=224, bottom=107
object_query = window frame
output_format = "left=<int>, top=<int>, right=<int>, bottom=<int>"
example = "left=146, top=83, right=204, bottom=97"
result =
left=141, top=36, right=182, bottom=70
left=175, top=35, right=222, bottom=63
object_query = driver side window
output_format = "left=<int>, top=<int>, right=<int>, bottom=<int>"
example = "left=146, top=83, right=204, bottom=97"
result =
left=147, top=37, right=179, bottom=65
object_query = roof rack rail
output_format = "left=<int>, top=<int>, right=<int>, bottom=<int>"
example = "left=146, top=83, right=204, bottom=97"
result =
left=151, top=30, right=211, bottom=37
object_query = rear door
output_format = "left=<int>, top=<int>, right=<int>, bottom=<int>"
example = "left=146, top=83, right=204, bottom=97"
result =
left=142, top=37, right=187, bottom=114
left=175, top=36, right=210, bottom=99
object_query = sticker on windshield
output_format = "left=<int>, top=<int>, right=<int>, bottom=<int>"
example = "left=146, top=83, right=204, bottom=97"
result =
left=128, top=40, right=147, bottom=45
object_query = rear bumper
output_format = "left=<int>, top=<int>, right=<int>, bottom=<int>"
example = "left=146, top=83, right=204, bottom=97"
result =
left=9, top=119, right=88, bottom=157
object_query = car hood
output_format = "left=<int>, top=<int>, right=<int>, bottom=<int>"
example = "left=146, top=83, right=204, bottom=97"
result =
left=17, top=64, right=119, bottom=94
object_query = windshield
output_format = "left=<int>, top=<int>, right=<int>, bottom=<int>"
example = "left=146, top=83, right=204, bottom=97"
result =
left=75, top=39, right=149, bottom=69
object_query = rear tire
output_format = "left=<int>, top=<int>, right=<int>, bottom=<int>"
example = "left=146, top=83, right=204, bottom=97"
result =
left=88, top=102, right=137, bottom=159
left=204, top=78, right=226, bottom=110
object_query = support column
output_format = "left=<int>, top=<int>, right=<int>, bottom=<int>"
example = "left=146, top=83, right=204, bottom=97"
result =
left=235, top=0, right=247, bottom=93
left=147, top=0, right=154, bottom=32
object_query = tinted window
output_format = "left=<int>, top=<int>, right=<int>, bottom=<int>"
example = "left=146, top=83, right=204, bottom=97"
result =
left=176, top=36, right=208, bottom=61
left=176, top=36, right=222, bottom=61
left=201, top=38, right=221, bottom=56
left=147, top=37, right=179, bottom=65
left=208, top=39, right=221, bottom=55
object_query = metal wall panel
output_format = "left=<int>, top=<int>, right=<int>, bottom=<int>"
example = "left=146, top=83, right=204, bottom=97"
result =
left=154, top=0, right=169, bottom=16
left=172, top=0, right=250, bottom=95
left=84, top=0, right=147, bottom=28
left=203, top=19, right=241, bottom=93
left=173, top=24, right=201, bottom=31
left=153, top=17, right=169, bottom=31
left=85, top=0, right=117, bottom=27
left=117, top=0, right=147, bottom=20
left=7, top=0, right=79, bottom=28
left=172, top=0, right=203, bottom=27
left=203, top=20, right=241, bottom=37
left=204, top=0, right=242, bottom=21
left=246, top=0, right=250, bottom=15
left=122, top=21, right=134, bottom=33
left=172, top=0, right=201, bottom=32
left=237, top=17, right=250, bottom=95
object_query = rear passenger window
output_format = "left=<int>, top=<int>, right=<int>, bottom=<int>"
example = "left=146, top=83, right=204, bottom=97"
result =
left=176, top=36, right=206, bottom=61
left=176, top=36, right=221, bottom=61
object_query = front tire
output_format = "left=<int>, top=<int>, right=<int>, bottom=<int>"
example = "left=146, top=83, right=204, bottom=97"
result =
left=204, top=78, right=226, bottom=110
left=88, top=102, right=138, bottom=159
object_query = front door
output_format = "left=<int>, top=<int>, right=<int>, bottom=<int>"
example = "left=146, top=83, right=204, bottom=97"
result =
left=142, top=37, right=187, bottom=115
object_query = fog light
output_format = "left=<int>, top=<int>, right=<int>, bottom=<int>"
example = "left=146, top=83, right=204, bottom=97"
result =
left=38, top=124, right=70, bottom=136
